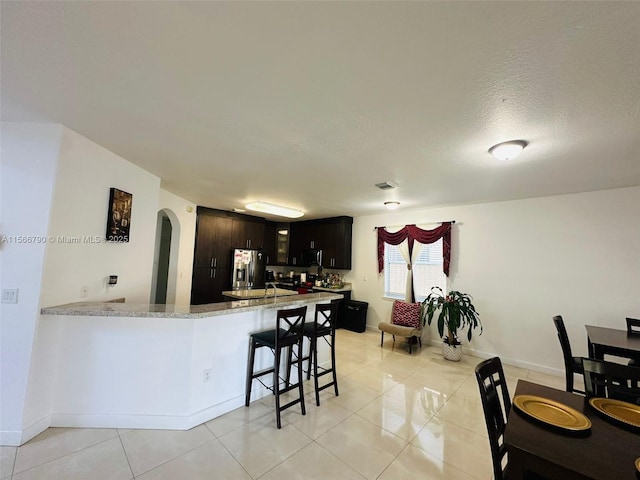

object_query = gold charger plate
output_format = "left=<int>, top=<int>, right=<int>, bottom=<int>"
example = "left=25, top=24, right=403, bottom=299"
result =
left=589, top=397, right=640, bottom=430
left=513, top=394, right=592, bottom=432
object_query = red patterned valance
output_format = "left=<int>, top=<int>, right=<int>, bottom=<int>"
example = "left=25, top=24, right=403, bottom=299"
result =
left=377, top=222, right=452, bottom=276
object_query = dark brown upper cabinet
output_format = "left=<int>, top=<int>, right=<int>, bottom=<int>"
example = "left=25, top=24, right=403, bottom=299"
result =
left=231, top=217, right=265, bottom=250
left=288, top=216, right=352, bottom=269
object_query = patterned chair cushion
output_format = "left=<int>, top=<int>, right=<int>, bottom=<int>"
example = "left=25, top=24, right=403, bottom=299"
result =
left=391, top=301, right=421, bottom=328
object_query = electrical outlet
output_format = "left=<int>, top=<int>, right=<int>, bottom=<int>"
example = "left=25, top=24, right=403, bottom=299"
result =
left=203, top=369, right=212, bottom=383
left=1, top=289, right=19, bottom=304
left=81, top=286, right=89, bottom=298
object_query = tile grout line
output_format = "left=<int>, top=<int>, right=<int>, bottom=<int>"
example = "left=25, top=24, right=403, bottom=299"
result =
left=116, top=430, right=135, bottom=479
left=8, top=446, right=17, bottom=480
left=121, top=427, right=216, bottom=479
left=10, top=431, right=120, bottom=478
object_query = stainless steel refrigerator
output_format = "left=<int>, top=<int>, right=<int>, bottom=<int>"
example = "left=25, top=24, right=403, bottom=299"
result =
left=231, top=248, right=266, bottom=290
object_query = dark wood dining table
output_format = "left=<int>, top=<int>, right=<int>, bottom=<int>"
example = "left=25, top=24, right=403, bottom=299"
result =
left=585, top=325, right=640, bottom=363
left=504, top=380, right=639, bottom=480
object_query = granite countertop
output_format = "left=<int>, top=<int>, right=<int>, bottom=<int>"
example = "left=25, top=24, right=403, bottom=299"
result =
left=40, top=292, right=342, bottom=319
left=221, top=288, right=299, bottom=300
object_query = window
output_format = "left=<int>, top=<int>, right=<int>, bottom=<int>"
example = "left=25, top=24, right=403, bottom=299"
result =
left=383, top=239, right=447, bottom=302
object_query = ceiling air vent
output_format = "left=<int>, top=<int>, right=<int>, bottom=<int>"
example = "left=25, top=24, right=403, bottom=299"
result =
left=375, top=181, right=396, bottom=190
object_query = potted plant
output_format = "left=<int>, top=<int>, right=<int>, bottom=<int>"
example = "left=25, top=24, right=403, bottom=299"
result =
left=421, top=287, right=482, bottom=361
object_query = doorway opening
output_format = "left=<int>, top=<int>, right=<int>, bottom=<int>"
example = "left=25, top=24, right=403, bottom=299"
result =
left=151, top=210, right=173, bottom=304
left=151, top=209, right=180, bottom=304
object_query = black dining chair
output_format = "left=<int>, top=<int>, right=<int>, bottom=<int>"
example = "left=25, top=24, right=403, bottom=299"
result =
left=581, top=358, right=640, bottom=405
left=475, top=357, right=511, bottom=480
left=626, top=317, right=640, bottom=367
left=552, top=315, right=585, bottom=394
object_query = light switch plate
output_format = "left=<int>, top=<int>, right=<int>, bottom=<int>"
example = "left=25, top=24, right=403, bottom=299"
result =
left=1, top=289, right=19, bottom=304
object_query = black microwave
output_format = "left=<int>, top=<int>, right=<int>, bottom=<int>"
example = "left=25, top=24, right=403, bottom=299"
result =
left=301, top=249, right=322, bottom=267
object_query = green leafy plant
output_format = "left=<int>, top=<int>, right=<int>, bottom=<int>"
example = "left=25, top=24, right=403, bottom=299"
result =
left=421, top=287, right=482, bottom=347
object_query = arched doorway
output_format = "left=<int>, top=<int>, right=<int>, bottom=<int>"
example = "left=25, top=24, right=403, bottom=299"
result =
left=151, top=209, right=180, bottom=304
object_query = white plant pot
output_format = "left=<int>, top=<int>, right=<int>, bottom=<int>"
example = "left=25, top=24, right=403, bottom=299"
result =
left=442, top=342, right=462, bottom=362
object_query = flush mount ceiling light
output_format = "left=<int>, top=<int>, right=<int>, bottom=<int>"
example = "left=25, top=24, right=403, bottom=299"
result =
left=488, top=140, right=528, bottom=161
left=384, top=201, right=400, bottom=210
left=245, top=201, right=304, bottom=218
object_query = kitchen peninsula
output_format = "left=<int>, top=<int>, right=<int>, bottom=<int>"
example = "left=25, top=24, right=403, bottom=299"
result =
left=40, top=292, right=341, bottom=431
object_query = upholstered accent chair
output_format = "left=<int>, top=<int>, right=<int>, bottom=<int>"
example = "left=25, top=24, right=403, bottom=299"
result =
left=378, top=300, right=423, bottom=354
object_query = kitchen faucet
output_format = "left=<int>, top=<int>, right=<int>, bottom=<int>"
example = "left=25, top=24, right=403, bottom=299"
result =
left=264, top=282, right=277, bottom=299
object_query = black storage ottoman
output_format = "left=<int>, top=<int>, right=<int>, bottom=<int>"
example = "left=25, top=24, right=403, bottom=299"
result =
left=339, top=300, right=368, bottom=333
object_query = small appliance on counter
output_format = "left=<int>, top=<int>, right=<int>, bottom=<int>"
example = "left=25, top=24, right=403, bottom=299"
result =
left=266, top=270, right=275, bottom=282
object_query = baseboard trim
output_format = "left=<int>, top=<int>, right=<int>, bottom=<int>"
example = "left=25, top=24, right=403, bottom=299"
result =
left=366, top=324, right=563, bottom=377
left=0, top=430, right=23, bottom=447
left=48, top=386, right=274, bottom=431
left=1, top=415, right=51, bottom=446
left=425, top=338, right=563, bottom=377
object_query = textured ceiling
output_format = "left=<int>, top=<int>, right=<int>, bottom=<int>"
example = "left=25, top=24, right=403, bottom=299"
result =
left=2, top=1, right=639, bottom=220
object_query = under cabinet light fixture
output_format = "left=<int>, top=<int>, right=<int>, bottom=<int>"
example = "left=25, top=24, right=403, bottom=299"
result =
left=384, top=201, right=400, bottom=210
left=488, top=140, right=528, bottom=160
left=245, top=201, right=304, bottom=218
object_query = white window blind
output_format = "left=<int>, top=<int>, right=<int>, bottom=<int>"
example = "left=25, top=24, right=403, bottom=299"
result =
left=384, top=239, right=446, bottom=302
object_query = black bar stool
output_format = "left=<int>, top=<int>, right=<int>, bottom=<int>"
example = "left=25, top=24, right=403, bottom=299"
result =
left=244, top=306, right=307, bottom=429
left=288, top=302, right=339, bottom=406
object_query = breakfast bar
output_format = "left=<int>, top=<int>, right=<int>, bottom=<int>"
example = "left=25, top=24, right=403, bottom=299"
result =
left=40, top=292, right=341, bottom=431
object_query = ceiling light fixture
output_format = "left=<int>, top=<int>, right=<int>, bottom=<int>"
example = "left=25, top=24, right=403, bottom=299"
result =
left=488, top=140, right=528, bottom=161
left=245, top=201, right=304, bottom=218
left=384, top=201, right=400, bottom=210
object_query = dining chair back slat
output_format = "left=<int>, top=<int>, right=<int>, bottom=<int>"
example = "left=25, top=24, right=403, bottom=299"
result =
left=581, top=358, right=640, bottom=405
left=552, top=315, right=585, bottom=394
left=475, top=357, right=511, bottom=480
left=626, top=317, right=640, bottom=335
left=625, top=318, right=640, bottom=367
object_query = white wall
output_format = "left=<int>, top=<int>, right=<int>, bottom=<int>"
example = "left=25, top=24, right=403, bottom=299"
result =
left=21, top=127, right=162, bottom=437
left=0, top=123, right=63, bottom=445
left=347, top=187, right=640, bottom=375
left=157, top=189, right=196, bottom=306
left=1, top=123, right=167, bottom=445
left=39, top=127, right=160, bottom=308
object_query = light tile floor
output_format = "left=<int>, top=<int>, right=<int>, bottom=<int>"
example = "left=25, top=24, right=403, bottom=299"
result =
left=1, top=329, right=571, bottom=480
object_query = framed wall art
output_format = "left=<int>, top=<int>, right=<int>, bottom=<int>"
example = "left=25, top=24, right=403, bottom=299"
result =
left=106, top=188, right=132, bottom=242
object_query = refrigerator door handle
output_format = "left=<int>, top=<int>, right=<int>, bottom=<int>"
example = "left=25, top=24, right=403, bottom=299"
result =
left=247, top=260, right=254, bottom=286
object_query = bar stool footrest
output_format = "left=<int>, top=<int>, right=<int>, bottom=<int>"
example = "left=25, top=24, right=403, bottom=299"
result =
left=317, top=382, right=337, bottom=393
